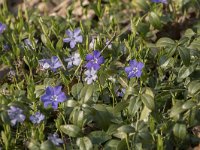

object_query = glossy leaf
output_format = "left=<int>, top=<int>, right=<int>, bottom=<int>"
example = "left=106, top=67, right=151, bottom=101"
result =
left=60, top=124, right=82, bottom=137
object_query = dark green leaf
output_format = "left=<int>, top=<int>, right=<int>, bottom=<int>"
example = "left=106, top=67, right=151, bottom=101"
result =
left=76, top=137, right=93, bottom=150
left=173, top=123, right=187, bottom=139
left=178, top=46, right=190, bottom=66
left=141, top=94, right=155, bottom=110
left=117, top=125, right=135, bottom=133
left=60, top=124, right=82, bottom=137
left=88, top=131, right=111, bottom=145
left=156, top=38, right=175, bottom=47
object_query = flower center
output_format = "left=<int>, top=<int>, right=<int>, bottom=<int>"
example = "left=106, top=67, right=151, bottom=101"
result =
left=51, top=95, right=58, bottom=101
left=132, top=67, right=138, bottom=74
left=93, top=58, right=98, bottom=64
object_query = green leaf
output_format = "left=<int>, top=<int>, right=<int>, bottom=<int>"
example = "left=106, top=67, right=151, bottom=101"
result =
left=148, top=12, right=162, bottom=29
left=189, top=37, right=200, bottom=50
left=40, top=140, right=56, bottom=150
left=76, top=137, right=93, bottom=150
left=60, top=124, right=82, bottom=137
left=178, top=65, right=195, bottom=79
left=140, top=106, right=151, bottom=122
left=117, top=125, right=135, bottom=133
left=56, top=38, right=63, bottom=50
left=184, top=28, right=195, bottom=38
left=71, top=109, right=85, bottom=127
left=71, top=83, right=83, bottom=99
left=80, top=85, right=94, bottom=103
left=93, top=104, right=111, bottom=130
left=182, top=100, right=195, bottom=110
left=157, top=134, right=163, bottom=150
left=188, top=80, right=200, bottom=95
left=64, top=100, right=78, bottom=107
left=173, top=123, right=187, bottom=139
left=156, top=37, right=175, bottom=47
left=170, top=102, right=185, bottom=118
left=128, top=97, right=142, bottom=116
left=134, top=0, right=149, bottom=10
left=178, top=46, right=190, bottom=66
left=113, top=101, right=128, bottom=113
left=104, top=140, right=120, bottom=150
left=28, top=140, right=41, bottom=150
left=160, top=56, right=174, bottom=69
left=141, top=94, right=155, bottom=110
left=88, top=131, right=111, bottom=145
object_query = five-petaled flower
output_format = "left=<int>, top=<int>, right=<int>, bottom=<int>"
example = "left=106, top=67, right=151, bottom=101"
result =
left=7, top=106, right=26, bottom=126
left=41, top=86, right=67, bottom=110
left=84, top=68, right=98, bottom=84
left=0, top=22, right=6, bottom=34
left=151, top=0, right=167, bottom=4
left=50, top=56, right=63, bottom=72
left=64, top=52, right=81, bottom=68
left=85, top=50, right=104, bottom=70
left=125, top=59, right=144, bottom=78
left=30, top=112, right=45, bottom=124
left=48, top=133, right=63, bottom=146
left=38, top=56, right=62, bottom=72
left=63, top=28, right=83, bottom=48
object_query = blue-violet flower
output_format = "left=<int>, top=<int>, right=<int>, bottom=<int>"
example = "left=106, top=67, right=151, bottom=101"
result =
left=151, top=0, right=167, bottom=4
left=125, top=59, right=144, bottom=78
left=50, top=56, right=62, bottom=72
left=38, top=56, right=62, bottom=72
left=84, top=69, right=98, bottom=84
left=0, top=22, right=6, bottom=34
left=7, top=106, right=26, bottom=126
left=30, top=112, right=45, bottom=124
left=85, top=50, right=104, bottom=70
left=64, top=52, right=81, bottom=68
left=48, top=133, right=63, bottom=146
left=41, top=86, right=66, bottom=109
left=63, top=28, right=83, bottom=48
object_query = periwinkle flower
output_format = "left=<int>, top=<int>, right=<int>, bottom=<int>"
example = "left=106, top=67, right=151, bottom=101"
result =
left=63, top=28, right=83, bottom=48
left=50, top=56, right=62, bottom=72
left=30, top=112, right=45, bottom=124
left=64, top=52, right=81, bottom=68
left=125, top=59, right=144, bottom=78
left=151, top=0, right=167, bottom=4
left=3, top=44, right=9, bottom=51
left=7, top=106, right=26, bottom=126
left=48, top=133, right=63, bottom=146
left=38, top=59, right=51, bottom=70
left=85, top=50, right=104, bottom=70
left=24, top=38, right=38, bottom=48
left=41, top=86, right=67, bottom=110
left=84, top=68, right=98, bottom=84
left=38, top=56, right=62, bottom=72
left=0, top=22, right=6, bottom=34
left=116, top=88, right=126, bottom=97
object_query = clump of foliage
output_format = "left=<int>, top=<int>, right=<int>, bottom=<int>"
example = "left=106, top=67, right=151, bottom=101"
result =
left=0, top=0, right=200, bottom=149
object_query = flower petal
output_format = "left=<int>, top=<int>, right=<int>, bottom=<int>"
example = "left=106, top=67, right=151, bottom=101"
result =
left=75, top=35, right=83, bottom=43
left=74, top=28, right=81, bottom=36
left=86, top=54, right=93, bottom=61
left=63, top=38, right=71, bottom=43
left=54, top=86, right=62, bottom=95
left=129, top=60, right=137, bottom=67
left=97, top=56, right=104, bottom=65
left=93, top=50, right=101, bottom=58
left=66, top=29, right=73, bottom=37
left=70, top=40, right=76, bottom=48
left=125, top=66, right=132, bottom=73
